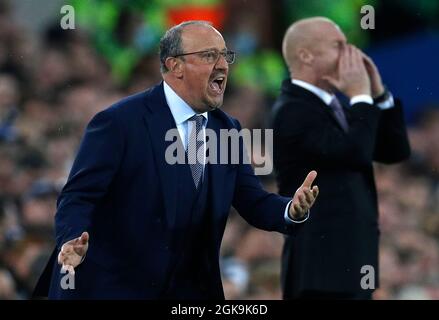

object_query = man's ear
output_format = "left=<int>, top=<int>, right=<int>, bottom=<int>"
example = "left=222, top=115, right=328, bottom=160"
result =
left=165, top=57, right=184, bottom=78
left=298, top=48, right=314, bottom=65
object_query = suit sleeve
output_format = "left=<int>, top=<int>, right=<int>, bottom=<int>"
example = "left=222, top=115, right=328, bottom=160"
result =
left=274, top=101, right=382, bottom=169
left=55, top=108, right=125, bottom=248
left=373, top=98, right=411, bottom=163
left=230, top=120, right=293, bottom=235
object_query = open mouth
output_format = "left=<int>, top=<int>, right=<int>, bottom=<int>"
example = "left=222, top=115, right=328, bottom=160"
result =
left=209, top=75, right=226, bottom=95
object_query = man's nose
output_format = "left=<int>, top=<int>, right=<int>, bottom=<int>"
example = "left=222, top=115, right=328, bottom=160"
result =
left=215, top=53, right=229, bottom=70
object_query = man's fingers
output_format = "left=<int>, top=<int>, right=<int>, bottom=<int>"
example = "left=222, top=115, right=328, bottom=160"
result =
left=298, top=193, right=307, bottom=207
left=303, top=188, right=314, bottom=203
left=350, top=46, right=363, bottom=70
left=339, top=45, right=349, bottom=70
left=58, top=251, right=69, bottom=265
left=299, top=191, right=314, bottom=208
left=71, top=232, right=89, bottom=245
left=360, top=50, right=369, bottom=59
left=65, top=232, right=89, bottom=246
left=73, top=233, right=89, bottom=256
left=312, top=185, right=319, bottom=198
left=361, top=51, right=374, bottom=67
left=67, top=265, right=75, bottom=275
left=59, top=241, right=86, bottom=264
left=357, top=50, right=367, bottom=71
left=346, top=45, right=354, bottom=68
left=298, top=192, right=315, bottom=213
left=58, top=252, right=65, bottom=265
left=61, top=244, right=73, bottom=255
left=301, top=170, right=317, bottom=188
left=73, top=244, right=87, bottom=256
left=58, top=252, right=73, bottom=268
left=353, top=49, right=362, bottom=68
left=61, top=264, right=75, bottom=275
left=79, top=232, right=89, bottom=245
left=291, top=177, right=319, bottom=220
left=362, top=52, right=372, bottom=65
left=293, top=203, right=304, bottom=217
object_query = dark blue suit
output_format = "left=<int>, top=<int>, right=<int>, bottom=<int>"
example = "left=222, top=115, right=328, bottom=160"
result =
left=35, top=82, right=293, bottom=299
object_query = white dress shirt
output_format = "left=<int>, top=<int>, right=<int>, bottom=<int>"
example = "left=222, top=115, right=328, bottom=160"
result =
left=291, top=79, right=394, bottom=109
left=163, top=81, right=208, bottom=150
left=163, top=81, right=304, bottom=224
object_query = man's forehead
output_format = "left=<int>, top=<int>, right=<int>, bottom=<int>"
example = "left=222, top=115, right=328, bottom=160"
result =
left=181, top=25, right=225, bottom=49
left=320, top=23, right=346, bottom=42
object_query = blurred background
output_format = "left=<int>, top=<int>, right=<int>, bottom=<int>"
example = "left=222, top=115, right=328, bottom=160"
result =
left=0, top=0, right=438, bottom=300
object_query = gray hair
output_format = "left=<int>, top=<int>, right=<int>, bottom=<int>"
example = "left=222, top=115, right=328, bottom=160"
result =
left=159, top=20, right=212, bottom=73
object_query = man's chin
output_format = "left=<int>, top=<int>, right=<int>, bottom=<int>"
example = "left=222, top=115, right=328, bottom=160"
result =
left=206, top=97, right=223, bottom=111
left=209, top=102, right=222, bottom=110
left=194, top=101, right=222, bottom=113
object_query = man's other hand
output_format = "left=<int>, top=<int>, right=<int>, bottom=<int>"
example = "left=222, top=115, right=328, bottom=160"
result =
left=57, top=232, right=89, bottom=274
left=322, top=45, right=371, bottom=98
left=289, top=171, right=319, bottom=220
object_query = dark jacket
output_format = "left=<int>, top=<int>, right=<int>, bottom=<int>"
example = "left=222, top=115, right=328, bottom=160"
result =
left=272, top=80, right=410, bottom=298
left=35, top=82, right=293, bottom=299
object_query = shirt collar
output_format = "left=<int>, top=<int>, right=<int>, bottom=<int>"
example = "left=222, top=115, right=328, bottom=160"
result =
left=163, top=81, right=208, bottom=126
left=292, top=79, right=334, bottom=106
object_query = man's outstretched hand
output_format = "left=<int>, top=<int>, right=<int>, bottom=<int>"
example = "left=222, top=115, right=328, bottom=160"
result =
left=57, top=232, right=89, bottom=274
left=289, top=171, right=319, bottom=220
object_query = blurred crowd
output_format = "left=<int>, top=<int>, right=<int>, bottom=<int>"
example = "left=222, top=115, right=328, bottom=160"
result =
left=0, top=1, right=438, bottom=300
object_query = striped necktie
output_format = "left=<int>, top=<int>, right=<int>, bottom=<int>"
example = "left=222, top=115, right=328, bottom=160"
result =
left=187, top=114, right=205, bottom=188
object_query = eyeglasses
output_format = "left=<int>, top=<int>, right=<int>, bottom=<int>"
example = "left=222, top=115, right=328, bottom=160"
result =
left=173, top=49, right=236, bottom=64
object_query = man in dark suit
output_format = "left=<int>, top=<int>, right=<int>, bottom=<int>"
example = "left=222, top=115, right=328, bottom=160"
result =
left=34, top=20, right=319, bottom=299
left=272, top=17, right=410, bottom=300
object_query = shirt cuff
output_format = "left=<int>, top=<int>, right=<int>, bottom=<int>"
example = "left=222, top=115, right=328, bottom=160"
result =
left=284, top=200, right=310, bottom=224
left=350, top=95, right=374, bottom=105
left=376, top=93, right=395, bottom=110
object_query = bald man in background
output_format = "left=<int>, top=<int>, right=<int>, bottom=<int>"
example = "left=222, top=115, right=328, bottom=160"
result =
left=272, top=17, right=410, bottom=299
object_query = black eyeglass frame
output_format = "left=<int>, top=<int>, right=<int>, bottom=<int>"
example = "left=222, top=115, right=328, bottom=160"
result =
left=173, top=49, right=236, bottom=64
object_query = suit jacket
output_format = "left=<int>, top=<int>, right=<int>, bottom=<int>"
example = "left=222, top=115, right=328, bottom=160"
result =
left=272, top=80, right=410, bottom=298
left=34, top=82, right=293, bottom=299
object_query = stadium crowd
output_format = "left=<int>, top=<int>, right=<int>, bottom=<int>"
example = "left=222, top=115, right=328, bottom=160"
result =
left=0, top=1, right=438, bottom=299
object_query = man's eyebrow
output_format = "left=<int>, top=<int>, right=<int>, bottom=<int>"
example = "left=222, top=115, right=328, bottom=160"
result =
left=202, top=47, right=228, bottom=51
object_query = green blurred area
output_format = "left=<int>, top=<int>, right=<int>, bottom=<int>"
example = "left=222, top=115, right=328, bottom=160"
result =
left=70, top=0, right=437, bottom=97
left=230, top=51, right=287, bottom=97
left=283, top=0, right=381, bottom=48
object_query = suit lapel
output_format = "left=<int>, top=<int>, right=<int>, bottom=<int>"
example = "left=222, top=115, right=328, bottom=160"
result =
left=283, top=80, right=349, bottom=132
left=143, top=82, right=181, bottom=228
